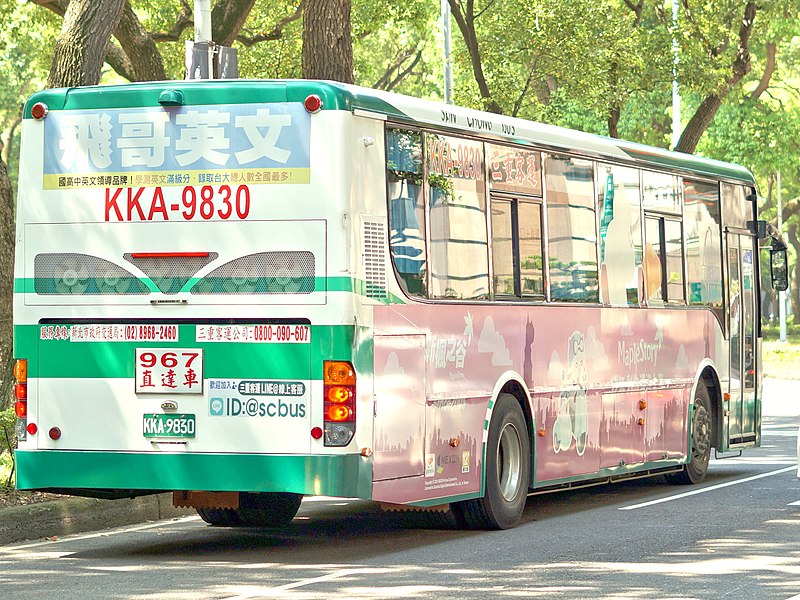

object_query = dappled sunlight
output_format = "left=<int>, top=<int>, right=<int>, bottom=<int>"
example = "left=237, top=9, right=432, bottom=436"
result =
left=336, top=585, right=452, bottom=598
left=86, top=565, right=149, bottom=573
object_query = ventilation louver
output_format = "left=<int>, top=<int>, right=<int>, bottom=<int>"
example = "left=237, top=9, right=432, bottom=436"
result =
left=363, top=220, right=388, bottom=300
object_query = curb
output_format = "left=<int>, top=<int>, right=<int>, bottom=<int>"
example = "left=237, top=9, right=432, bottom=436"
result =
left=0, top=494, right=194, bottom=546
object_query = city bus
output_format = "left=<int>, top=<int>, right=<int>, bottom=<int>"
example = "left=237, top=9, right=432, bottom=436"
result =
left=12, top=79, right=788, bottom=530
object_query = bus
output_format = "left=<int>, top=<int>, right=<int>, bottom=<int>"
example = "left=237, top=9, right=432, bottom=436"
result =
left=12, top=79, right=788, bottom=530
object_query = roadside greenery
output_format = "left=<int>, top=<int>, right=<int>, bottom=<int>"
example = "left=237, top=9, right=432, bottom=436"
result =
left=0, top=407, right=15, bottom=486
left=762, top=324, right=800, bottom=380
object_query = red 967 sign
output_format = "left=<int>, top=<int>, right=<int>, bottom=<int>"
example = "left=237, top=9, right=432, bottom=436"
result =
left=135, top=348, right=204, bottom=394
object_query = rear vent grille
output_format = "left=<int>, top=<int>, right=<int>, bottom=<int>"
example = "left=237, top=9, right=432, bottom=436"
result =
left=191, top=251, right=315, bottom=294
left=363, top=220, right=387, bottom=300
left=34, top=253, right=149, bottom=295
left=124, top=253, right=218, bottom=295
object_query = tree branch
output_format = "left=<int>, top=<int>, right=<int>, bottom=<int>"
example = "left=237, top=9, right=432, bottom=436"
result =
left=675, top=2, right=756, bottom=153
left=235, top=0, right=306, bottom=47
left=749, top=42, right=776, bottom=101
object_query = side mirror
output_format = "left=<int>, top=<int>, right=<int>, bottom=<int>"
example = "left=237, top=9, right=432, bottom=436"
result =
left=770, top=248, right=789, bottom=292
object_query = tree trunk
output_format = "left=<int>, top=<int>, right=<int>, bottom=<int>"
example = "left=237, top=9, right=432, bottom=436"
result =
left=302, top=0, right=354, bottom=83
left=114, top=2, right=165, bottom=81
left=212, top=0, right=259, bottom=47
left=46, top=0, right=126, bottom=88
left=674, top=2, right=756, bottom=154
left=0, top=157, right=13, bottom=411
left=448, top=0, right=503, bottom=114
left=674, top=94, right=724, bottom=154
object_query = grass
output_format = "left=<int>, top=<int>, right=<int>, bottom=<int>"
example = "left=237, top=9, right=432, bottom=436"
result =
left=762, top=324, right=800, bottom=380
left=763, top=339, right=800, bottom=380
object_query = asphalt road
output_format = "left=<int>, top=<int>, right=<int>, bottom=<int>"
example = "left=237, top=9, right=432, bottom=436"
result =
left=1, top=379, right=798, bottom=600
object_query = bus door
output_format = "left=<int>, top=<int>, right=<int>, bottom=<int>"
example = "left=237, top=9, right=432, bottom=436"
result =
left=726, top=233, right=757, bottom=445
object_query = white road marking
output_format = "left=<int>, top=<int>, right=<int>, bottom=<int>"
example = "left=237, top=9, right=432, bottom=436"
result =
left=788, top=500, right=800, bottom=506
left=620, top=466, right=797, bottom=510
left=221, top=568, right=392, bottom=599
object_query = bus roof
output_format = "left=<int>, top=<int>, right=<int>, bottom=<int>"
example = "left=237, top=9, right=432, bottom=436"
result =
left=26, top=78, right=755, bottom=185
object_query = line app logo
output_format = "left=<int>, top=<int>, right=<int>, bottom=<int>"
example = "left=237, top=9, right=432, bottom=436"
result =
left=209, top=397, right=306, bottom=418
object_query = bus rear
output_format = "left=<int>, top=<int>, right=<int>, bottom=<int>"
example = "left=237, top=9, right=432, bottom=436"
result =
left=12, top=81, right=382, bottom=525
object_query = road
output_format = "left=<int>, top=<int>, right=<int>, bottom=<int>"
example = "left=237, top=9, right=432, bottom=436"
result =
left=1, top=379, right=798, bottom=600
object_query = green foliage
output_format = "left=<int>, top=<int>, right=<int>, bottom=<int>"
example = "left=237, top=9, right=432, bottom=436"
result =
left=0, top=407, right=15, bottom=453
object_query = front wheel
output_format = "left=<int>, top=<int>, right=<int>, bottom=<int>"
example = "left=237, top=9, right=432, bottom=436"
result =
left=667, top=384, right=712, bottom=485
left=454, top=393, right=530, bottom=529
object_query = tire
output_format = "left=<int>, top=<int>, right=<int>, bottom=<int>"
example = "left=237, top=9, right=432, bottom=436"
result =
left=196, top=492, right=302, bottom=528
left=667, top=384, right=713, bottom=485
left=454, top=393, right=530, bottom=529
left=236, top=492, right=303, bottom=527
left=196, top=507, right=242, bottom=527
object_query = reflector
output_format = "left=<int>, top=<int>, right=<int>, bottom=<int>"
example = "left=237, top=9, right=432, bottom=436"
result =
left=31, top=102, right=49, bottom=119
left=304, top=94, right=323, bottom=113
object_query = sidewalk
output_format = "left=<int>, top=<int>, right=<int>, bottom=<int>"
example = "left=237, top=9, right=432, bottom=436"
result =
left=0, top=493, right=193, bottom=546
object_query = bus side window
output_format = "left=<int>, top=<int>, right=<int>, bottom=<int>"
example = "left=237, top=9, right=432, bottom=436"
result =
left=490, top=198, right=544, bottom=299
left=544, top=154, right=598, bottom=303
left=644, top=216, right=686, bottom=305
left=427, top=134, right=489, bottom=300
left=597, top=163, right=643, bottom=307
left=386, top=128, right=427, bottom=296
left=684, top=179, right=723, bottom=312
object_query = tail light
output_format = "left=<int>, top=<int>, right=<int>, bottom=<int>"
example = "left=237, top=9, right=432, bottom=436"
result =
left=323, top=360, right=356, bottom=446
left=13, top=359, right=30, bottom=441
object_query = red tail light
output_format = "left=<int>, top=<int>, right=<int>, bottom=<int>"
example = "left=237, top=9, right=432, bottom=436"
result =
left=14, top=401, right=27, bottom=418
left=13, top=359, right=30, bottom=441
left=323, top=361, right=356, bottom=446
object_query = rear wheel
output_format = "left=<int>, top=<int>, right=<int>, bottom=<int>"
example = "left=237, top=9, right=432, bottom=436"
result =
left=196, top=492, right=303, bottom=528
left=454, top=393, right=530, bottom=529
left=667, top=384, right=712, bottom=485
left=236, top=492, right=303, bottom=527
left=196, top=507, right=241, bottom=527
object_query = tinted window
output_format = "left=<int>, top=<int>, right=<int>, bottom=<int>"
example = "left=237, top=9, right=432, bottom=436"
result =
left=545, top=154, right=598, bottom=302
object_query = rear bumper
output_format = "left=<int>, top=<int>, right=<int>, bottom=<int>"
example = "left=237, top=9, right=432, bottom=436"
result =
left=15, top=450, right=372, bottom=499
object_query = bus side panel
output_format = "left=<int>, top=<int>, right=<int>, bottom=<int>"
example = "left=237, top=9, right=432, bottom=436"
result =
left=373, top=302, right=722, bottom=502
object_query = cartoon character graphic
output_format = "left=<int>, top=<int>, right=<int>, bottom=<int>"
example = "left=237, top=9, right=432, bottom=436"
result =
left=553, top=331, right=590, bottom=456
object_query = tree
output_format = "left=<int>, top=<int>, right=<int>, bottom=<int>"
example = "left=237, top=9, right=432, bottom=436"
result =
left=302, top=0, right=353, bottom=82
left=673, top=2, right=757, bottom=153
left=46, top=0, right=126, bottom=87
left=0, top=154, right=12, bottom=412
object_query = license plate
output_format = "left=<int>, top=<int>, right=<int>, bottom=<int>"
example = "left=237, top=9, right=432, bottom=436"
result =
left=143, top=413, right=196, bottom=438
left=135, top=348, right=204, bottom=394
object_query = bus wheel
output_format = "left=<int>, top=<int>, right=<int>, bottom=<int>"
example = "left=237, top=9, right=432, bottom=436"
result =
left=196, top=507, right=241, bottom=527
left=236, top=492, right=303, bottom=527
left=454, top=393, right=530, bottom=530
left=667, top=385, right=712, bottom=485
